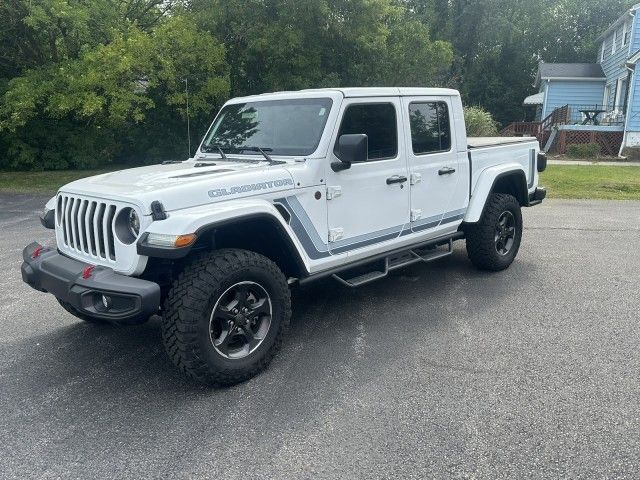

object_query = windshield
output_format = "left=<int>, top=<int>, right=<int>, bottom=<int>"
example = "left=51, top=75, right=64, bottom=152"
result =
left=201, top=98, right=333, bottom=156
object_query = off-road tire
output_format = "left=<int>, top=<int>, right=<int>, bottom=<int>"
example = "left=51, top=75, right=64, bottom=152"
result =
left=57, top=298, right=106, bottom=324
left=465, top=193, right=523, bottom=271
left=161, top=249, right=291, bottom=386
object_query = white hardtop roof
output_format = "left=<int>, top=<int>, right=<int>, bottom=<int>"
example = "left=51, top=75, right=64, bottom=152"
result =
left=229, top=87, right=460, bottom=103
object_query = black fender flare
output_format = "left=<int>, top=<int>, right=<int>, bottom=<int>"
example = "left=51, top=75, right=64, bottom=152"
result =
left=137, top=212, right=308, bottom=276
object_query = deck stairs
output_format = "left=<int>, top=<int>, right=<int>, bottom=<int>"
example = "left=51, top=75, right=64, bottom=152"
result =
left=500, top=105, right=570, bottom=148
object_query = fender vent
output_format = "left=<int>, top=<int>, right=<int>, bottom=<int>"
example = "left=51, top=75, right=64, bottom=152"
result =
left=274, top=203, right=291, bottom=224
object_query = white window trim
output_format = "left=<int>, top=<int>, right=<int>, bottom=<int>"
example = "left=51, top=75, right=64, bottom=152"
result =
left=612, top=32, right=617, bottom=55
left=613, top=74, right=628, bottom=115
left=601, top=42, right=606, bottom=62
left=614, top=78, right=623, bottom=112
left=623, top=22, right=629, bottom=46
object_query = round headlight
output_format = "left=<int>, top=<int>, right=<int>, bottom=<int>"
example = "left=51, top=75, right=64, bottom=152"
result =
left=114, top=207, right=141, bottom=245
left=128, top=209, right=140, bottom=238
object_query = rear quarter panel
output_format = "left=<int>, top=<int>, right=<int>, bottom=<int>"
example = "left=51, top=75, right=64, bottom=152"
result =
left=464, top=139, right=539, bottom=223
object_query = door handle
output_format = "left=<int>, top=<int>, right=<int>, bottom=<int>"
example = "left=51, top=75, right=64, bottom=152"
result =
left=386, top=175, right=408, bottom=185
left=438, top=167, right=456, bottom=175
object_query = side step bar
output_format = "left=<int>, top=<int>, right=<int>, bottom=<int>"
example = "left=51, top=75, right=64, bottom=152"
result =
left=296, top=232, right=464, bottom=287
left=332, top=239, right=454, bottom=288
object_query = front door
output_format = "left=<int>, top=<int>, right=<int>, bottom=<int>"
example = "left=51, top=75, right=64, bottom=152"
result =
left=325, top=98, right=410, bottom=254
left=400, top=96, right=464, bottom=233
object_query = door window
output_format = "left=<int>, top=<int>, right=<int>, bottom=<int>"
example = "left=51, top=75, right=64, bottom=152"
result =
left=335, top=103, right=397, bottom=161
left=409, top=102, right=451, bottom=155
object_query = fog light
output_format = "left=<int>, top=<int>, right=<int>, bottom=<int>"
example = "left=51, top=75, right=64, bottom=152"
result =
left=101, top=294, right=112, bottom=310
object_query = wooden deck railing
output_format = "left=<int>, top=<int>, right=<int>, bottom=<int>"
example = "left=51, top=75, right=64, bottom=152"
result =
left=501, top=122, right=543, bottom=137
left=500, top=105, right=570, bottom=143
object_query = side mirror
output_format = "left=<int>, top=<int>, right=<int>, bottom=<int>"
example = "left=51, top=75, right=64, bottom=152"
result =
left=332, top=134, right=368, bottom=172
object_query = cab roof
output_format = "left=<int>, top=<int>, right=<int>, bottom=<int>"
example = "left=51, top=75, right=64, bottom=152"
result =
left=230, top=87, right=460, bottom=103
left=301, top=87, right=459, bottom=97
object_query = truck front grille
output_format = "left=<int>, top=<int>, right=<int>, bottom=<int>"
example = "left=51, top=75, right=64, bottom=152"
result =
left=56, top=194, right=117, bottom=262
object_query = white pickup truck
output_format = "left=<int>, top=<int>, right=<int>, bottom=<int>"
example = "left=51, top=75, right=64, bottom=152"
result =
left=22, top=87, right=546, bottom=385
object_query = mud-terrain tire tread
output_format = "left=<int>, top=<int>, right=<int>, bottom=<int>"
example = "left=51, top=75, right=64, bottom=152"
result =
left=465, top=193, right=522, bottom=271
left=161, top=248, right=291, bottom=386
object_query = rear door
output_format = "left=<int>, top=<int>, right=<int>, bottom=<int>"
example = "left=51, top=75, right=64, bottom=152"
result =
left=400, top=96, right=465, bottom=233
left=325, top=97, right=410, bottom=254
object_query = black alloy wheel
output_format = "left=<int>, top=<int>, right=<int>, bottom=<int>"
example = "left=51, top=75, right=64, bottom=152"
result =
left=494, top=211, right=516, bottom=256
left=209, top=281, right=272, bottom=359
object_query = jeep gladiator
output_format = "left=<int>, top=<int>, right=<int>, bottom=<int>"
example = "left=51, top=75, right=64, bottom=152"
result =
left=22, top=87, right=547, bottom=385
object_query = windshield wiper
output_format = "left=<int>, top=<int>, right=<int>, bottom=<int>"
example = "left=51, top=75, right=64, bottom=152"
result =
left=201, top=144, right=228, bottom=159
left=239, top=146, right=277, bottom=165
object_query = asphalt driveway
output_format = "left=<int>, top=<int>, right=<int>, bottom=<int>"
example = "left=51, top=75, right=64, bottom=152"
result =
left=1, top=194, right=639, bottom=479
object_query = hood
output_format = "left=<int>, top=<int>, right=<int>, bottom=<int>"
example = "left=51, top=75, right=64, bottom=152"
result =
left=59, top=160, right=296, bottom=214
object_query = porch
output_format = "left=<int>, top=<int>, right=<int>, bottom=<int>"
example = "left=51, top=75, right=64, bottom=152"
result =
left=501, top=104, right=625, bottom=155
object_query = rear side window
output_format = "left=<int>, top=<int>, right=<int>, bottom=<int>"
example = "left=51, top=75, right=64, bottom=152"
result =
left=409, top=102, right=452, bottom=154
left=336, top=103, right=397, bottom=160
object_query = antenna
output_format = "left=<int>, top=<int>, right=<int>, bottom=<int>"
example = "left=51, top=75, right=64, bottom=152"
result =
left=184, top=78, right=191, bottom=158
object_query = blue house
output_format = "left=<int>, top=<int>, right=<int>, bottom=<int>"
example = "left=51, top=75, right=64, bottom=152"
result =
left=526, top=64, right=608, bottom=121
left=514, top=3, right=640, bottom=156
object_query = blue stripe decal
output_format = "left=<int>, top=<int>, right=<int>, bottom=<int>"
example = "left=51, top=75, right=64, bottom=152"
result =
left=274, top=197, right=329, bottom=260
left=441, top=214, right=465, bottom=224
left=443, top=208, right=468, bottom=220
left=331, top=223, right=404, bottom=250
left=284, top=196, right=329, bottom=255
left=331, top=227, right=403, bottom=254
left=407, top=213, right=444, bottom=234
left=275, top=196, right=466, bottom=259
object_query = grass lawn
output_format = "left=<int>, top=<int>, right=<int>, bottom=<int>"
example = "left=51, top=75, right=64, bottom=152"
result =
left=0, top=168, right=117, bottom=194
left=540, top=165, right=640, bottom=200
left=1, top=164, right=640, bottom=200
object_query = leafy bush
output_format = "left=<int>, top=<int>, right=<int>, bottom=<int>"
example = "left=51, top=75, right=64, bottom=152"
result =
left=464, top=106, right=499, bottom=137
left=0, top=15, right=230, bottom=171
left=566, top=143, right=601, bottom=159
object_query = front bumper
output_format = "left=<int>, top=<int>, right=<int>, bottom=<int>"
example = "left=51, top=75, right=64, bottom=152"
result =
left=21, top=243, right=160, bottom=324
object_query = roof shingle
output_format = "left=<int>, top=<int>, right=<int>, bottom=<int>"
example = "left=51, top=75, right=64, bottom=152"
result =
left=538, top=63, right=606, bottom=79
left=535, top=63, right=606, bottom=88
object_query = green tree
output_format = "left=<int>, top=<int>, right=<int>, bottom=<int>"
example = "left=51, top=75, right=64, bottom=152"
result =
left=0, top=0, right=181, bottom=79
left=408, top=0, right=635, bottom=125
left=0, top=7, right=229, bottom=169
left=192, top=0, right=452, bottom=95
left=1, top=0, right=633, bottom=170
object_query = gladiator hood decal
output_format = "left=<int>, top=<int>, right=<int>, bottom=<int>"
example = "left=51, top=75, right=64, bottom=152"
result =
left=209, top=178, right=294, bottom=198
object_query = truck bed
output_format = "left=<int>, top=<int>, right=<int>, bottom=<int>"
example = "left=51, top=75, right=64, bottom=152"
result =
left=466, top=136, right=539, bottom=207
left=468, top=136, right=537, bottom=149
